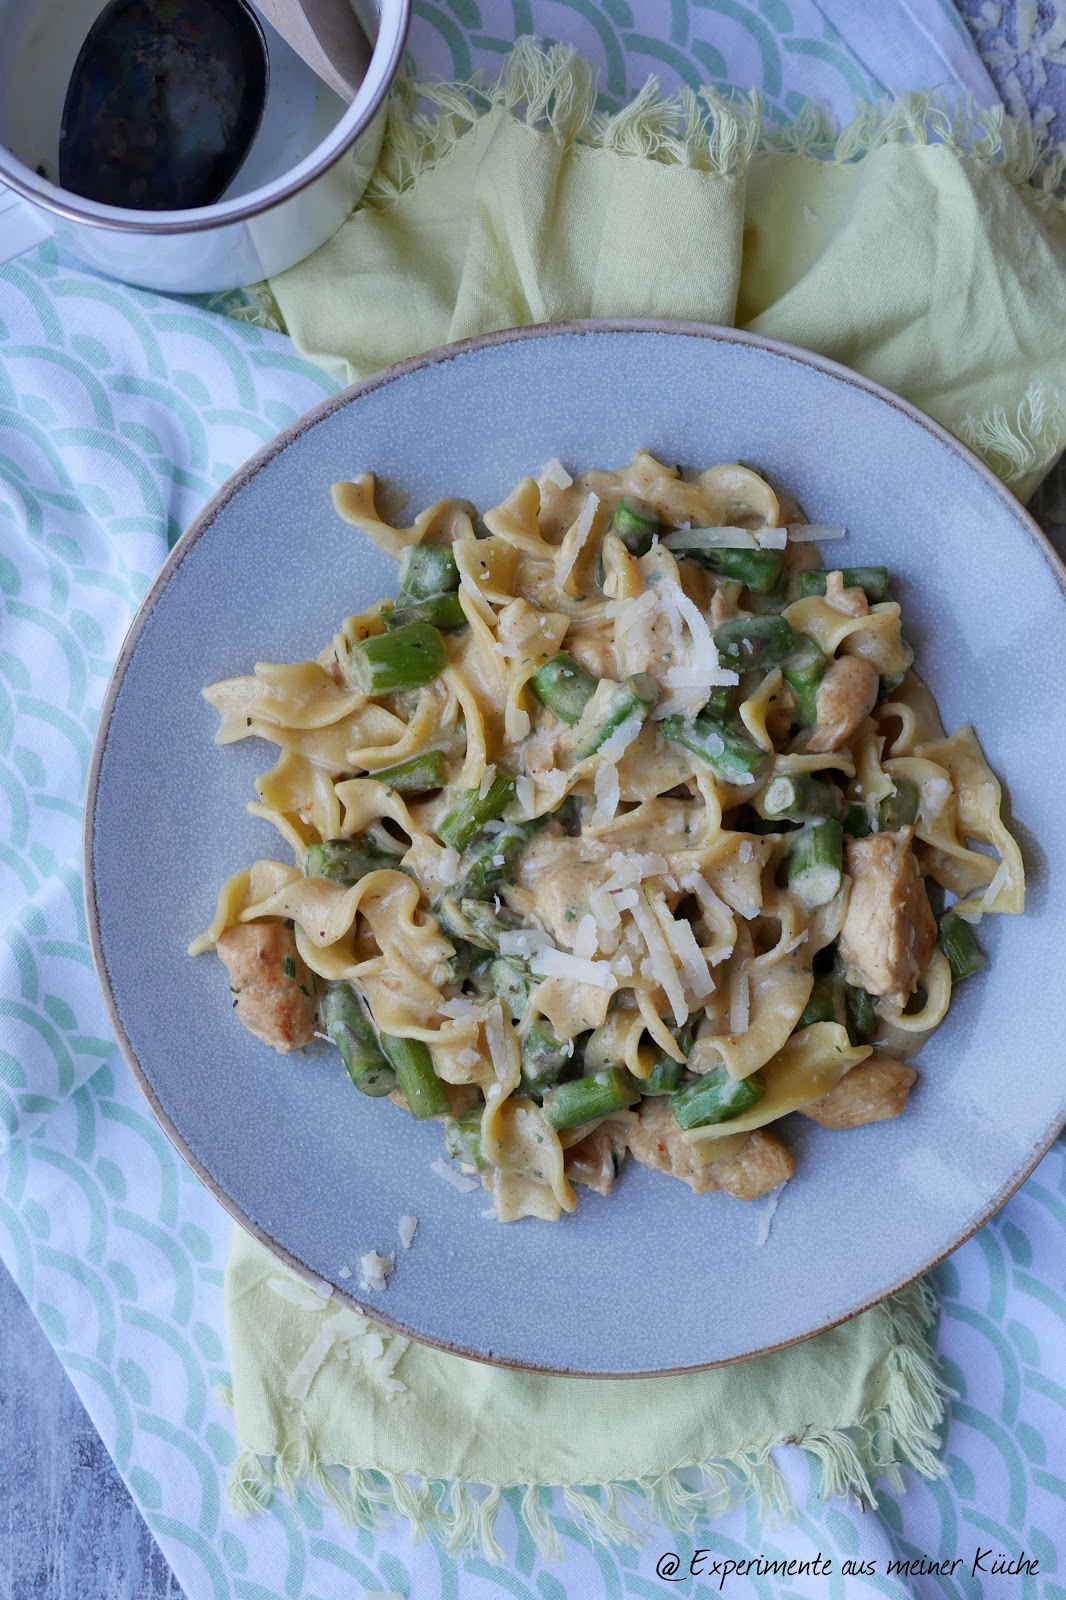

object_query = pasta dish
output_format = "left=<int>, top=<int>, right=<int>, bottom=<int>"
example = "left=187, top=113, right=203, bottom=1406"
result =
left=189, top=452, right=1024, bottom=1223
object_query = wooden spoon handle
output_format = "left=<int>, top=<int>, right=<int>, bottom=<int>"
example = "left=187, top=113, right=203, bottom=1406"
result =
left=255, top=0, right=373, bottom=102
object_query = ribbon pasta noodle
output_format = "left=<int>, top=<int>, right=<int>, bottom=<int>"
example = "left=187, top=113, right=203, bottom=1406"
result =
left=189, top=452, right=1025, bottom=1223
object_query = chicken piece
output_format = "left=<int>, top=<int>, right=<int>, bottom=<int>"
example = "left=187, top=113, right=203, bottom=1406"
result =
left=838, top=827, right=937, bottom=1000
left=824, top=569, right=870, bottom=617
left=216, top=922, right=317, bottom=1053
left=802, top=1052, right=917, bottom=1129
left=808, top=655, right=880, bottom=753
left=707, top=1128, right=794, bottom=1200
left=563, top=1122, right=628, bottom=1196
left=625, top=1099, right=793, bottom=1198
left=567, top=629, right=620, bottom=681
left=626, top=1097, right=719, bottom=1192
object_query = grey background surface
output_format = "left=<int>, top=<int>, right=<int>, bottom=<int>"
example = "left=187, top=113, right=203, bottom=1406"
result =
left=1, top=2, right=1062, bottom=1594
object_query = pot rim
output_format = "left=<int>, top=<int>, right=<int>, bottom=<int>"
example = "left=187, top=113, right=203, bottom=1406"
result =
left=0, top=0, right=411, bottom=235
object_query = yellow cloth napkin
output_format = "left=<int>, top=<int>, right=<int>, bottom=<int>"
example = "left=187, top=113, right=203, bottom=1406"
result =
left=270, top=40, right=1066, bottom=501
left=227, top=1230, right=946, bottom=1553
left=223, top=40, right=1066, bottom=1553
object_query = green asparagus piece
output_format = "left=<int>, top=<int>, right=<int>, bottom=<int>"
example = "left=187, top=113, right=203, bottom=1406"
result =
left=878, top=670, right=909, bottom=701
left=761, top=774, right=843, bottom=823
left=703, top=684, right=738, bottom=719
left=843, top=801, right=872, bottom=838
left=446, top=939, right=489, bottom=983
left=643, top=1017, right=694, bottom=1094
left=379, top=1033, right=450, bottom=1119
left=489, top=955, right=530, bottom=1017
left=345, top=621, right=446, bottom=694
left=662, top=712, right=769, bottom=785
left=878, top=777, right=919, bottom=833
left=438, top=773, right=515, bottom=851
left=642, top=1024, right=692, bottom=1094
left=799, top=566, right=890, bottom=604
left=781, top=636, right=827, bottom=726
left=542, top=1067, right=641, bottom=1131
left=371, top=749, right=446, bottom=794
left=795, top=977, right=839, bottom=1030
left=459, top=899, right=524, bottom=951
left=555, top=793, right=584, bottom=835
left=529, top=652, right=597, bottom=725
left=443, top=1109, right=487, bottom=1170
left=609, top=498, right=659, bottom=555
left=493, top=950, right=571, bottom=1092
left=387, top=591, right=467, bottom=631
left=321, top=984, right=397, bottom=1097
left=671, top=1065, right=765, bottom=1130
left=643, top=1055, right=684, bottom=1094
left=713, top=614, right=796, bottom=671
left=689, top=546, right=784, bottom=594
left=569, top=674, right=660, bottom=762
left=938, top=911, right=986, bottom=981
left=521, top=1024, right=571, bottom=1092
left=844, top=984, right=878, bottom=1044
left=396, top=542, right=460, bottom=602
left=305, top=836, right=401, bottom=885
left=456, top=821, right=530, bottom=901
left=786, top=819, right=844, bottom=910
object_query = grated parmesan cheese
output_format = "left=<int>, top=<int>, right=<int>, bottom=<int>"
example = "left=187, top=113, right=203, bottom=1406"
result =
left=359, top=1250, right=395, bottom=1293
left=539, top=457, right=573, bottom=489
left=729, top=967, right=750, bottom=1035
left=662, top=526, right=758, bottom=550
left=604, top=851, right=667, bottom=889
left=757, top=527, right=788, bottom=550
left=981, top=858, right=1011, bottom=910
left=555, top=492, right=599, bottom=589
left=398, top=1214, right=419, bottom=1250
left=267, top=1277, right=333, bottom=1311
left=338, top=1265, right=352, bottom=1279
left=756, top=1186, right=784, bottom=1247
left=573, top=913, right=599, bottom=959
left=660, top=580, right=721, bottom=680
left=660, top=908, right=715, bottom=1001
left=531, top=948, right=617, bottom=990
left=596, top=715, right=644, bottom=765
left=437, top=847, right=460, bottom=885
left=439, top=995, right=491, bottom=1019
left=456, top=1046, right=481, bottom=1069
left=592, top=760, right=620, bottom=827
left=589, top=884, right=621, bottom=933
left=430, top=1156, right=480, bottom=1193
left=515, top=773, right=535, bottom=816
left=284, top=1323, right=342, bottom=1401
left=498, top=928, right=554, bottom=957
left=786, top=522, right=846, bottom=542
left=629, top=886, right=688, bottom=1026
left=477, top=764, right=497, bottom=800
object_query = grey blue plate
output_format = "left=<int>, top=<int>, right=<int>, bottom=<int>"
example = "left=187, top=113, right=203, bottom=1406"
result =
left=85, top=322, right=1066, bottom=1376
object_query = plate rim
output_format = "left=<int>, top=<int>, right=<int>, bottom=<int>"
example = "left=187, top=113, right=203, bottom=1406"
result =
left=83, top=317, right=1066, bottom=1377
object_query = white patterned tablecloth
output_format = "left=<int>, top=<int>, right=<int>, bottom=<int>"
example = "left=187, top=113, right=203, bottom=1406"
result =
left=1, top=3, right=1065, bottom=1596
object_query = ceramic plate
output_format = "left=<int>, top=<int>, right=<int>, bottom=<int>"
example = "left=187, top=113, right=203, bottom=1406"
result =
left=86, top=322, right=1066, bottom=1376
